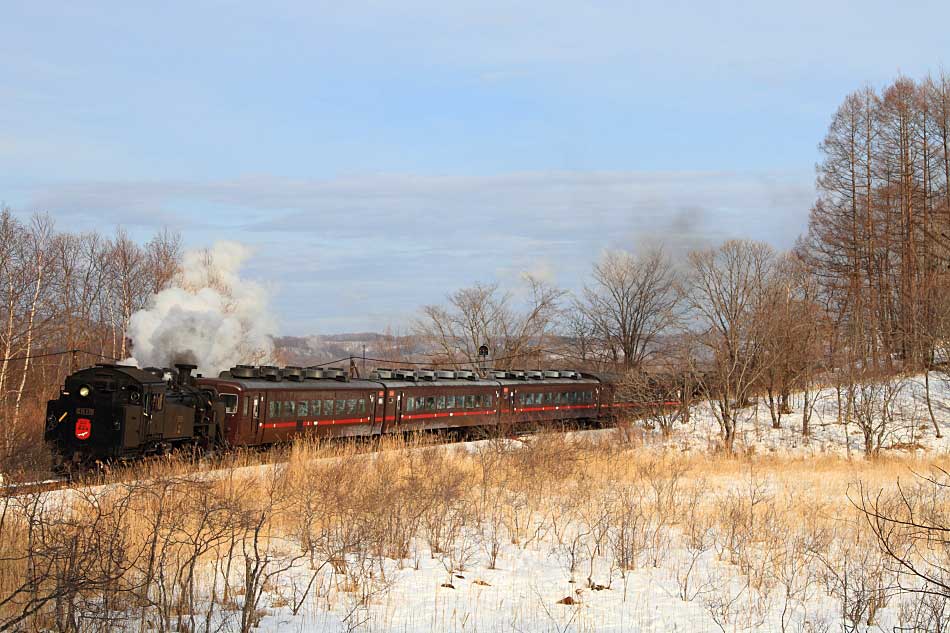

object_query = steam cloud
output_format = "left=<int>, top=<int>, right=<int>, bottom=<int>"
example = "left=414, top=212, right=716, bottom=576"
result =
left=127, top=241, right=275, bottom=376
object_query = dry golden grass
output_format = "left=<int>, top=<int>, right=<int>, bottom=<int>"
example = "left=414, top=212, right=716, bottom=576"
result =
left=1, top=430, right=948, bottom=631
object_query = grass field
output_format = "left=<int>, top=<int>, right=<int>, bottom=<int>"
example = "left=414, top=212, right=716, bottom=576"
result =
left=3, top=423, right=950, bottom=632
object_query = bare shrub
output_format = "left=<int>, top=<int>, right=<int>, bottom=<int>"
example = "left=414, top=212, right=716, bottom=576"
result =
left=856, top=468, right=950, bottom=610
left=850, top=377, right=907, bottom=457
left=816, top=535, right=892, bottom=631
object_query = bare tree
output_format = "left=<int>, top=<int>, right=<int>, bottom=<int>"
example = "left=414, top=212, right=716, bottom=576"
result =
left=11, top=216, right=53, bottom=432
left=415, top=276, right=563, bottom=369
left=757, top=253, right=830, bottom=431
left=558, top=304, right=600, bottom=368
left=107, top=228, right=149, bottom=359
left=850, top=377, right=906, bottom=457
left=682, top=240, right=777, bottom=450
left=618, top=338, right=696, bottom=436
left=578, top=247, right=679, bottom=370
left=0, top=210, right=28, bottom=414
left=145, top=228, right=182, bottom=296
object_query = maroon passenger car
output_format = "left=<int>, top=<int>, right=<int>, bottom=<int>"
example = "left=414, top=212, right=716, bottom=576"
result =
left=199, top=365, right=609, bottom=447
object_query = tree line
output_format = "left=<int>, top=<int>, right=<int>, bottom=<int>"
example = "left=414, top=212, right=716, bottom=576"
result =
left=0, top=209, right=180, bottom=473
left=415, top=73, right=950, bottom=452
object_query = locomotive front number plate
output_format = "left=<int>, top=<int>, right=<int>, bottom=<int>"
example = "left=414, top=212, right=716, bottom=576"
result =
left=76, top=407, right=95, bottom=416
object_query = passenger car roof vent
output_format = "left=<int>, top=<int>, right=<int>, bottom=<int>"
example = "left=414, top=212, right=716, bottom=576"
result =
left=324, top=367, right=347, bottom=381
left=491, top=370, right=507, bottom=379
left=394, top=369, right=416, bottom=381
left=527, top=370, right=543, bottom=380
left=230, top=365, right=257, bottom=379
left=303, top=368, right=324, bottom=380
left=454, top=370, right=475, bottom=380
left=435, top=370, right=454, bottom=380
left=282, top=367, right=303, bottom=381
left=373, top=368, right=394, bottom=380
left=561, top=370, right=578, bottom=379
left=416, top=369, right=435, bottom=381
left=543, top=370, right=560, bottom=379
left=506, top=370, right=526, bottom=380
left=259, top=366, right=280, bottom=381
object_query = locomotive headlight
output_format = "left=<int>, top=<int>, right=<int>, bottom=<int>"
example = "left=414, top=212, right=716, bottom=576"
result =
left=78, top=385, right=91, bottom=398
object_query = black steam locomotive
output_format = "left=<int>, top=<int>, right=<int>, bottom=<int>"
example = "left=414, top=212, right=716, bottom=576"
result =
left=45, top=363, right=224, bottom=469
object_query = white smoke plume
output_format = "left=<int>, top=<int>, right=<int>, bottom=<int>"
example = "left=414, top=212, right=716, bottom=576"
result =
left=127, top=241, right=275, bottom=376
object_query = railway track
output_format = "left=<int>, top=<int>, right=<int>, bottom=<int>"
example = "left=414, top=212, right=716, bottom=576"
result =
left=4, top=418, right=612, bottom=498
left=1, top=477, right=71, bottom=496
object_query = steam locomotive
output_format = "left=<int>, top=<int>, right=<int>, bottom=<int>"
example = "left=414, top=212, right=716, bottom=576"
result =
left=45, top=363, right=223, bottom=468
left=45, top=362, right=662, bottom=468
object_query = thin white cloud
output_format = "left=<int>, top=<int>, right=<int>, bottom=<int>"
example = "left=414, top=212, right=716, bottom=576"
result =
left=16, top=169, right=814, bottom=333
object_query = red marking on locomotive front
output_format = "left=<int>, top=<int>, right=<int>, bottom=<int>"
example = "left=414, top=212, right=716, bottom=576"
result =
left=75, top=418, right=91, bottom=440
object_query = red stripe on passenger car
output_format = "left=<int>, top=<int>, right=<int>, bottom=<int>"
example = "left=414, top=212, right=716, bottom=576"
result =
left=402, top=410, right=496, bottom=421
left=263, top=417, right=372, bottom=429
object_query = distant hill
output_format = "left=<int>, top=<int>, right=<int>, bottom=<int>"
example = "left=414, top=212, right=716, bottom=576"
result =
left=273, top=332, right=421, bottom=367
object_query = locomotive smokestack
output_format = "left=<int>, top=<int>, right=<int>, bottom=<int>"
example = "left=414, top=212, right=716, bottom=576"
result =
left=174, top=363, right=197, bottom=387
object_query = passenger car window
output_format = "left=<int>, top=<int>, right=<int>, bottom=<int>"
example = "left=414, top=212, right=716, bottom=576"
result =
left=425, top=396, right=435, bottom=410
left=336, top=400, right=346, bottom=415
left=437, top=396, right=446, bottom=410
left=406, top=396, right=415, bottom=412
left=268, top=400, right=279, bottom=419
left=486, top=395, right=493, bottom=408
left=358, top=399, right=366, bottom=414
left=297, top=401, right=309, bottom=417
left=222, top=394, right=238, bottom=414
left=446, top=395, right=455, bottom=409
left=347, top=399, right=358, bottom=414
left=283, top=401, right=295, bottom=417
left=324, top=399, right=333, bottom=415
left=311, top=400, right=321, bottom=415
left=465, top=395, right=474, bottom=409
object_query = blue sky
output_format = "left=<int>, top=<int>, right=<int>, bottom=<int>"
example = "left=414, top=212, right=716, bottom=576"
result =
left=3, top=1, right=949, bottom=334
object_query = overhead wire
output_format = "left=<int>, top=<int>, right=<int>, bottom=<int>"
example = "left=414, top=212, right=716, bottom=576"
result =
left=0, top=346, right=571, bottom=371
left=0, top=348, right=121, bottom=364
left=310, top=348, right=573, bottom=369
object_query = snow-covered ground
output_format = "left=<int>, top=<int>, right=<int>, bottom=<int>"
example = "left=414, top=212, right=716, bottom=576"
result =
left=668, top=372, right=950, bottom=457
left=248, top=539, right=847, bottom=633
left=241, top=374, right=950, bottom=633
left=11, top=373, right=950, bottom=632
